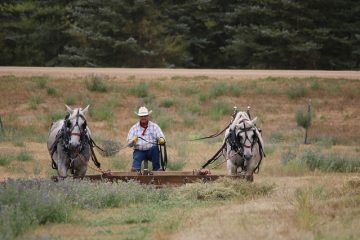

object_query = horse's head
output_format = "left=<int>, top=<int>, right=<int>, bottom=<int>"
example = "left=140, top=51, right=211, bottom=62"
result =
left=233, top=112, right=258, bottom=161
left=64, top=105, right=90, bottom=151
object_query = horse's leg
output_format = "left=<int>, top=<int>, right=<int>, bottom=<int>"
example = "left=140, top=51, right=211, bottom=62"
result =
left=226, top=150, right=238, bottom=175
left=244, top=148, right=261, bottom=182
left=226, top=159, right=237, bottom=175
left=55, top=144, right=69, bottom=178
left=73, top=148, right=90, bottom=177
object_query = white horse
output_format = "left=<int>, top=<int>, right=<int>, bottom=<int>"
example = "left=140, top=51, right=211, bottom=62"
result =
left=223, top=111, right=265, bottom=181
left=47, top=105, right=93, bottom=178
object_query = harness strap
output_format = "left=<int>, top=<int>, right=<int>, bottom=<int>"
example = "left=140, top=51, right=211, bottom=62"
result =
left=201, top=141, right=226, bottom=169
left=188, top=123, right=230, bottom=141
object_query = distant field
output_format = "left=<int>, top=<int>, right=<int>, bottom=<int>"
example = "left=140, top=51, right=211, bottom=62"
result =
left=0, top=68, right=359, bottom=240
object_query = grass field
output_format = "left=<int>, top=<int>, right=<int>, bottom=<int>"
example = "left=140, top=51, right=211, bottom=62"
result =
left=0, top=68, right=359, bottom=240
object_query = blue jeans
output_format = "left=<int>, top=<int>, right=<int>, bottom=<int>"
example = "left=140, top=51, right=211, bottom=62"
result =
left=132, top=146, right=160, bottom=171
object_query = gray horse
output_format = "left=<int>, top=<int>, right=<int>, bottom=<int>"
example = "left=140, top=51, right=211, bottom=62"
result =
left=223, top=111, right=265, bottom=181
left=47, top=105, right=92, bottom=178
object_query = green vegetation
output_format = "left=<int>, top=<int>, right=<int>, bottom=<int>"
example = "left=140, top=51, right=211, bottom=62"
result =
left=0, top=178, right=273, bottom=239
left=281, top=148, right=360, bottom=173
left=86, top=75, right=108, bottom=92
left=0, top=0, right=359, bottom=69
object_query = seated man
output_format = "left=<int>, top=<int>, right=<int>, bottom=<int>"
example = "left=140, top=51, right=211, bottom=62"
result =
left=127, top=106, right=166, bottom=171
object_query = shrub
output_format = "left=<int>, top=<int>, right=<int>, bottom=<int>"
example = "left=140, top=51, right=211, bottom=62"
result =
left=300, top=149, right=360, bottom=172
left=64, top=95, right=76, bottom=105
left=16, top=150, right=33, bottom=162
left=0, top=153, right=14, bottom=166
left=47, top=87, right=57, bottom=95
left=269, top=131, right=285, bottom=143
left=167, top=160, right=186, bottom=171
left=296, top=109, right=311, bottom=129
left=86, top=75, right=108, bottom=92
left=33, top=76, right=48, bottom=89
left=49, top=111, right=66, bottom=122
left=160, top=98, right=175, bottom=108
left=129, top=83, right=148, bottom=97
left=208, top=83, right=228, bottom=97
left=286, top=85, right=307, bottom=99
left=209, top=101, right=231, bottom=120
left=29, top=95, right=43, bottom=109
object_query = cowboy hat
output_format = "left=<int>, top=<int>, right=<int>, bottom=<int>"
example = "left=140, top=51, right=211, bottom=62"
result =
left=135, top=106, right=152, bottom=116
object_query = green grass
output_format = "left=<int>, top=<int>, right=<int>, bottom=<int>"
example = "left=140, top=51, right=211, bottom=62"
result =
left=208, top=101, right=231, bottom=120
left=129, top=83, right=149, bottom=97
left=160, top=98, right=175, bottom=108
left=286, top=85, right=307, bottom=99
left=64, top=95, right=77, bottom=105
left=0, top=153, right=14, bottom=166
left=47, top=87, right=57, bottom=95
left=32, top=76, right=48, bottom=89
left=0, top=178, right=273, bottom=239
left=29, top=95, right=43, bottom=109
left=16, top=150, right=33, bottom=162
left=86, top=75, right=108, bottom=92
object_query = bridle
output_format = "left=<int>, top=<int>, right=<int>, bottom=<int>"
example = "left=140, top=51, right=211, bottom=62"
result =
left=62, top=109, right=88, bottom=153
left=231, top=118, right=258, bottom=157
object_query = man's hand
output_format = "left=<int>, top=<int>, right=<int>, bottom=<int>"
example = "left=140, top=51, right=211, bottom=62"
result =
left=132, top=135, right=138, bottom=143
left=158, top=137, right=166, bottom=145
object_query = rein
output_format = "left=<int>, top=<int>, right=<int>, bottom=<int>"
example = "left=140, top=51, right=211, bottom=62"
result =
left=188, top=123, right=230, bottom=141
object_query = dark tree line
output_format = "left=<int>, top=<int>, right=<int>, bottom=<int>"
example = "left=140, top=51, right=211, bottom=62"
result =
left=1, top=0, right=359, bottom=69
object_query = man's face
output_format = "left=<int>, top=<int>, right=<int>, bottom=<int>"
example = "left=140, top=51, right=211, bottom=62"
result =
left=140, top=115, right=149, bottom=124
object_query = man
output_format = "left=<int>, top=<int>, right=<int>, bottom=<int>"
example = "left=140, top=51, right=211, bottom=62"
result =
left=127, top=106, right=166, bottom=171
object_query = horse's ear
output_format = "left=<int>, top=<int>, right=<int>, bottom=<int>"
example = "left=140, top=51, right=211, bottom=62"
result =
left=251, top=117, right=258, bottom=125
left=82, top=105, right=90, bottom=114
left=65, top=104, right=73, bottom=114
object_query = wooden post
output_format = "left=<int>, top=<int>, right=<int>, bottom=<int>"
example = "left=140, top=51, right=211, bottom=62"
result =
left=0, top=115, right=4, bottom=135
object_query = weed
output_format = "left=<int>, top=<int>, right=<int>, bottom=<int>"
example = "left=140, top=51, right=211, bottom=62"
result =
left=0, top=153, right=14, bottom=166
left=86, top=75, right=108, bottom=92
left=49, top=111, right=66, bottom=122
left=129, top=83, right=149, bottom=97
left=209, top=101, right=231, bottom=120
left=64, top=95, right=77, bottom=105
left=286, top=85, right=307, bottom=99
left=160, top=98, right=175, bottom=108
left=29, top=95, right=43, bottom=109
left=16, top=150, right=33, bottom=162
left=269, top=131, right=285, bottom=143
left=294, top=188, right=318, bottom=229
left=47, top=87, right=57, bottom=95
left=33, top=76, right=48, bottom=89
left=209, top=83, right=228, bottom=97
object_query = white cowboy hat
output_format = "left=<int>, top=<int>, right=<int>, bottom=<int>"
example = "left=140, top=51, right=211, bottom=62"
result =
left=135, top=106, right=152, bottom=116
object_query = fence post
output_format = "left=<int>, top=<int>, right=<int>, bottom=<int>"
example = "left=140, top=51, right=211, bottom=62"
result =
left=0, top=115, right=4, bottom=134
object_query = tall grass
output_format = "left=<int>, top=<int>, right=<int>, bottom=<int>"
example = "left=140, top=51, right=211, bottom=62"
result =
left=129, top=83, right=149, bottom=97
left=281, top=148, right=360, bottom=173
left=300, top=149, right=360, bottom=172
left=29, top=95, right=43, bottom=109
left=86, top=75, right=108, bottom=92
left=286, top=85, right=307, bottom=99
left=0, top=178, right=274, bottom=239
left=0, top=153, right=14, bottom=166
left=33, top=76, right=48, bottom=89
left=209, top=101, right=231, bottom=120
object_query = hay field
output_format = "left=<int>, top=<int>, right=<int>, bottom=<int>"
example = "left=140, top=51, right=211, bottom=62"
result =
left=0, top=67, right=359, bottom=240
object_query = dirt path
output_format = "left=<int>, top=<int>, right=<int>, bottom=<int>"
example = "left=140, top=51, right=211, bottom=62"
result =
left=1, top=67, right=360, bottom=79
